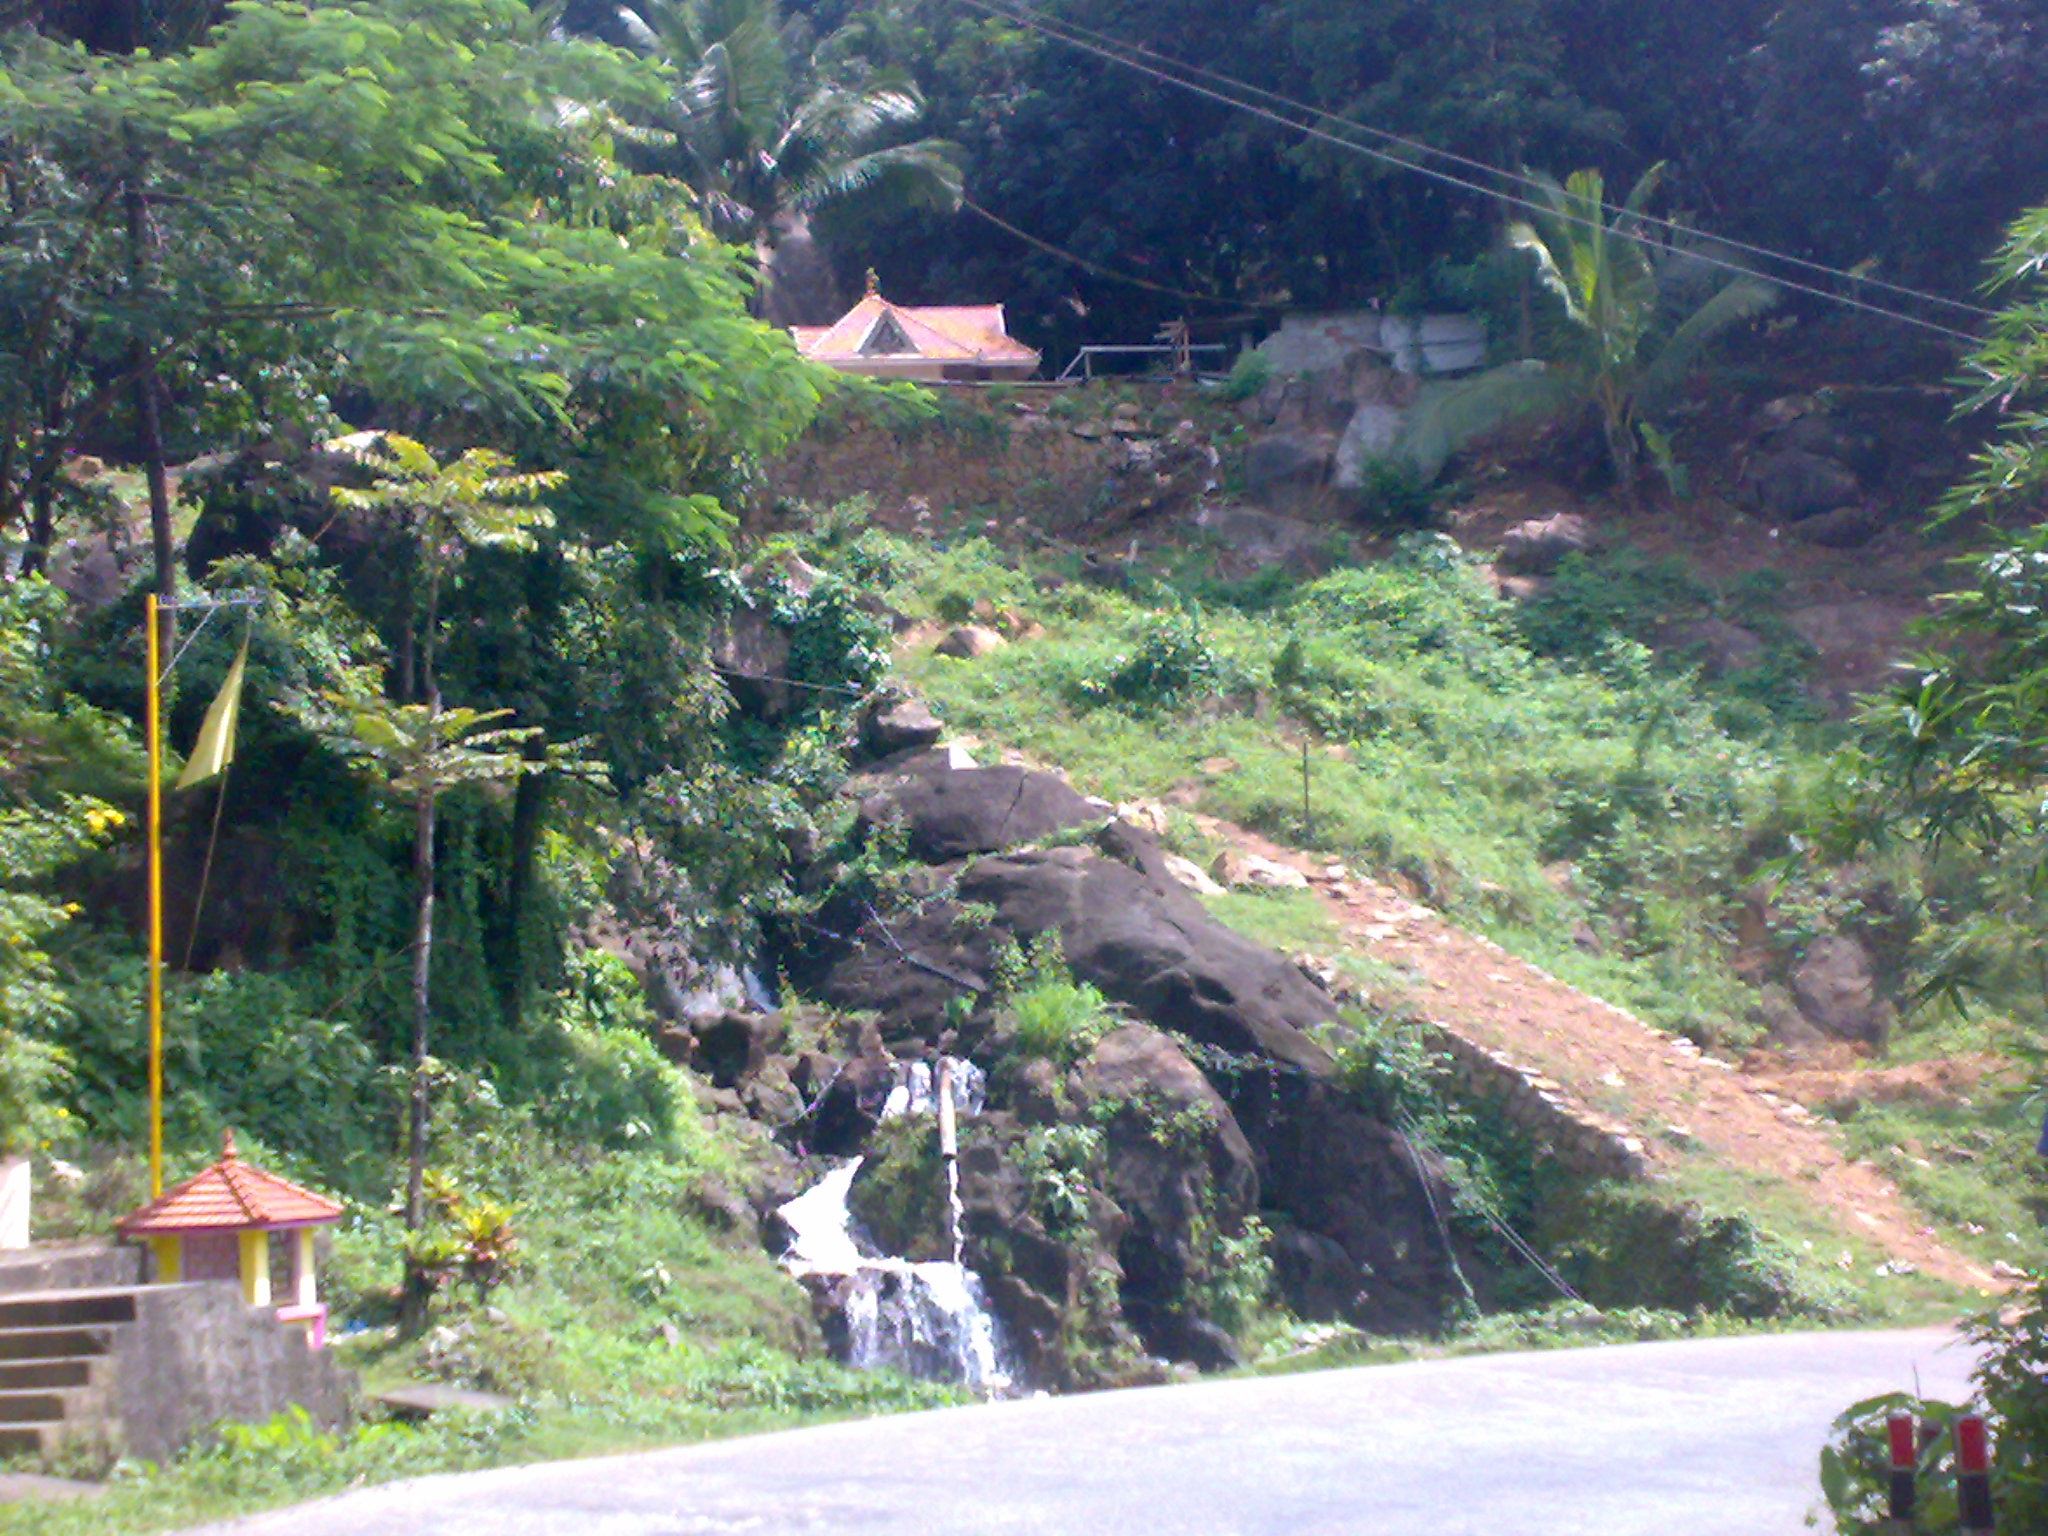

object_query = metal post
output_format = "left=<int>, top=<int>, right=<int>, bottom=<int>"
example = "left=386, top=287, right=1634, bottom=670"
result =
left=145, top=593, right=165, bottom=1198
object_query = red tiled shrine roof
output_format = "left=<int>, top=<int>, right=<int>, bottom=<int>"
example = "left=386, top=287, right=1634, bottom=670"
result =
left=116, top=1130, right=344, bottom=1236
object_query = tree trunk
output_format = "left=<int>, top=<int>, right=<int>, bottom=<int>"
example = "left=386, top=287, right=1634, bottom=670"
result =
left=404, top=787, right=437, bottom=1231
left=501, top=753, right=549, bottom=1025
left=21, top=483, right=54, bottom=580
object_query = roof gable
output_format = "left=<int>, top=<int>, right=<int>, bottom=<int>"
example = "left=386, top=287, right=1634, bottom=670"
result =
left=117, top=1131, right=344, bottom=1236
left=793, top=285, right=1039, bottom=369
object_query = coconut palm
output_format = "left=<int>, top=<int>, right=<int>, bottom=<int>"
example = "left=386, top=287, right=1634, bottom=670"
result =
left=1403, top=165, right=1778, bottom=496
left=615, top=0, right=962, bottom=256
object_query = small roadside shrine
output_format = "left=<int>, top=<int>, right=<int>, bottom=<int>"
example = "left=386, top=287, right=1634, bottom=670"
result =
left=116, top=1129, right=345, bottom=1348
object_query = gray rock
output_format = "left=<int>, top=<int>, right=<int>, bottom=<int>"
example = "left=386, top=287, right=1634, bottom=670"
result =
left=1332, top=404, right=1410, bottom=488
left=859, top=696, right=944, bottom=759
left=1745, top=450, right=1861, bottom=522
left=1791, top=935, right=1896, bottom=1045
left=1658, top=617, right=1766, bottom=678
left=713, top=604, right=793, bottom=719
left=857, top=762, right=1102, bottom=863
left=1497, top=513, right=1595, bottom=576
left=1244, top=434, right=1332, bottom=497
left=935, top=625, right=1006, bottom=660
left=1790, top=504, right=1882, bottom=549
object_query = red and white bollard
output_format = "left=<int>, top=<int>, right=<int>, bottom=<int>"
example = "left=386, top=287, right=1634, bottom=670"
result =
left=1887, top=1411, right=1918, bottom=1529
left=1955, top=1414, right=1994, bottom=1533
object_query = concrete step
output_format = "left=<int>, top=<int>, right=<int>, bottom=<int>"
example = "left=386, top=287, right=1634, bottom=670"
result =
left=0, top=1421, right=73, bottom=1458
left=0, top=1289, right=139, bottom=1331
left=0, top=1244, right=142, bottom=1298
left=0, top=1325, right=115, bottom=1362
left=0, top=1390, right=73, bottom=1426
left=0, top=1357, right=98, bottom=1391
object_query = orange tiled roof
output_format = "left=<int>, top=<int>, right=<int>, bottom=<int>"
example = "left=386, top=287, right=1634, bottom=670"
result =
left=116, top=1131, right=343, bottom=1236
left=793, top=288, right=1039, bottom=368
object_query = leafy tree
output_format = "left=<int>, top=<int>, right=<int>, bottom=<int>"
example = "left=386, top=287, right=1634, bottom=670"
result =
left=1818, top=206, right=2048, bottom=1014
left=614, top=0, right=963, bottom=266
left=321, top=435, right=563, bottom=1232
left=0, top=0, right=682, bottom=609
left=327, top=698, right=541, bottom=1236
left=1403, top=165, right=1776, bottom=495
left=0, top=577, right=133, bottom=1155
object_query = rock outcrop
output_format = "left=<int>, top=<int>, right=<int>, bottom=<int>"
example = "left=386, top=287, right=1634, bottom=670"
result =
left=785, top=752, right=1476, bottom=1365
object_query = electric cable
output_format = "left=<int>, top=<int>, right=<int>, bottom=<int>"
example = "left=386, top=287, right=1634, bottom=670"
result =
left=972, top=0, right=1999, bottom=323
left=955, top=0, right=1986, bottom=345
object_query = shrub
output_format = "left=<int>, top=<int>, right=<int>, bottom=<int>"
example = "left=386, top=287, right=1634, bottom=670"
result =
left=1218, top=350, right=1273, bottom=403
left=1345, top=455, right=1439, bottom=530
left=1819, top=1276, right=2048, bottom=1532
left=1001, top=935, right=1119, bottom=1065
left=1075, top=607, right=1226, bottom=709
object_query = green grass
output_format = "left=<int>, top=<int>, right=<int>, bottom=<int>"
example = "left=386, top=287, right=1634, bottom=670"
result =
left=1, top=1084, right=963, bottom=1536
left=808, top=522, right=2040, bottom=1325
left=873, top=534, right=1808, bottom=1049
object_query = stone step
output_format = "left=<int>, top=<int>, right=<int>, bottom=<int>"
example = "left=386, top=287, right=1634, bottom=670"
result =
left=0, top=1325, right=115, bottom=1362
left=0, top=1357, right=99, bottom=1391
left=0, top=1289, right=139, bottom=1331
left=0, top=1389, right=72, bottom=1426
left=0, top=1421, right=72, bottom=1458
left=0, top=1244, right=142, bottom=1298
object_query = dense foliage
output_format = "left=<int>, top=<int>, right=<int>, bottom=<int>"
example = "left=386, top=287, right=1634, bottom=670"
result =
left=734, top=0, right=2048, bottom=355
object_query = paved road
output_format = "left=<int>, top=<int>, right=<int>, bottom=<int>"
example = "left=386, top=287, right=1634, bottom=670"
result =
left=206, top=1330, right=1976, bottom=1536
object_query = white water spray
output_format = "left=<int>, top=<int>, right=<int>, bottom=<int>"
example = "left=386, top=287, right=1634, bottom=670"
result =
left=777, top=1057, right=1015, bottom=1394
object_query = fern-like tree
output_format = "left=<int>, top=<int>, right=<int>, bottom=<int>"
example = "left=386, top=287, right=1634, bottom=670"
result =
left=1820, top=204, right=2048, bottom=1022
left=1404, top=166, right=1777, bottom=496
left=325, top=436, right=561, bottom=1231
left=614, top=0, right=962, bottom=258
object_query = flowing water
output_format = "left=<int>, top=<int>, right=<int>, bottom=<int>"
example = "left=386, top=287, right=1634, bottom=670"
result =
left=776, top=1058, right=1016, bottom=1395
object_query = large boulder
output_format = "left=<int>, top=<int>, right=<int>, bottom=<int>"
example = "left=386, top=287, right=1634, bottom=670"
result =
left=1656, top=617, right=1766, bottom=679
left=1332, top=404, right=1410, bottom=488
left=1744, top=450, right=1861, bottom=523
left=857, top=762, right=1103, bottom=863
left=1244, top=434, right=1332, bottom=504
left=1073, top=1026, right=1259, bottom=1352
left=1790, top=935, right=1897, bottom=1045
left=858, top=695, right=944, bottom=760
left=787, top=764, right=1473, bottom=1337
left=1789, top=504, right=1882, bottom=549
left=713, top=604, right=793, bottom=720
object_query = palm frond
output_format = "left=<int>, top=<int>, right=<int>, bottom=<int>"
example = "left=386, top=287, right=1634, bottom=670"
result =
left=779, top=81, right=923, bottom=160
left=788, top=138, right=962, bottom=216
left=1637, top=275, right=1779, bottom=409
left=1398, top=362, right=1584, bottom=483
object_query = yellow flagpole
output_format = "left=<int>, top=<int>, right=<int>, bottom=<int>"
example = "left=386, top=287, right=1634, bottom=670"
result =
left=145, top=594, right=164, bottom=1198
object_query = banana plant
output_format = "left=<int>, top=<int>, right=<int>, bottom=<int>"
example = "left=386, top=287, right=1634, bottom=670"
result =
left=1403, top=165, right=1778, bottom=498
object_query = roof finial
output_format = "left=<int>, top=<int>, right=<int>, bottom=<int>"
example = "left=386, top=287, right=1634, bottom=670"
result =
left=864, top=267, right=880, bottom=299
left=222, top=1128, right=238, bottom=1162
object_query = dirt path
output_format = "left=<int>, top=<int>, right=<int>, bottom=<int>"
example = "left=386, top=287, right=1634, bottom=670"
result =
left=1193, top=818, right=2000, bottom=1295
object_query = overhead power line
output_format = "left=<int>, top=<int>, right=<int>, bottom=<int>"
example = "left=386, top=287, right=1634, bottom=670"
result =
left=976, top=0, right=1999, bottom=324
left=961, top=196, right=1259, bottom=310
left=956, top=0, right=1987, bottom=346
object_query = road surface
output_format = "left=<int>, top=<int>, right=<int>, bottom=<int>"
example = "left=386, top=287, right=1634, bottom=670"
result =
left=204, top=1330, right=1976, bottom=1536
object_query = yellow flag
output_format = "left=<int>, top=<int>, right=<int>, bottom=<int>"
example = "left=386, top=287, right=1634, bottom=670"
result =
left=175, top=638, right=249, bottom=790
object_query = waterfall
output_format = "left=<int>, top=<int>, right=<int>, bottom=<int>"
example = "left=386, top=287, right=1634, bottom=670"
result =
left=776, top=1057, right=1016, bottom=1395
